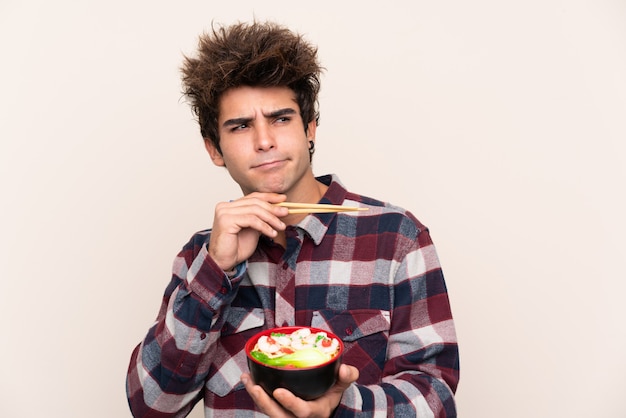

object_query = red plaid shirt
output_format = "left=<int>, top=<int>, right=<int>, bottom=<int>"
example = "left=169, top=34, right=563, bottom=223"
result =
left=127, top=175, right=459, bottom=417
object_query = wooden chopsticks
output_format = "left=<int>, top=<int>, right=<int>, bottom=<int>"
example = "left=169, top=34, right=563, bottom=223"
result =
left=275, top=202, right=369, bottom=214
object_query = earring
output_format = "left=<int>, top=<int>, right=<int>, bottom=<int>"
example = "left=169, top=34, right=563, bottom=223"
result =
left=308, top=141, right=315, bottom=154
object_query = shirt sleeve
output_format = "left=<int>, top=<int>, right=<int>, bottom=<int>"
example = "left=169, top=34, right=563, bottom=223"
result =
left=335, top=225, right=460, bottom=417
left=126, top=232, right=245, bottom=417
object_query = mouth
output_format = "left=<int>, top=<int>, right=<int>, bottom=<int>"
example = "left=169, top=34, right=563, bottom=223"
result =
left=252, top=159, right=287, bottom=170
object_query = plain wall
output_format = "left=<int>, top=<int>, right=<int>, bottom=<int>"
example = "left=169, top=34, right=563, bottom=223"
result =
left=1, top=1, right=625, bottom=417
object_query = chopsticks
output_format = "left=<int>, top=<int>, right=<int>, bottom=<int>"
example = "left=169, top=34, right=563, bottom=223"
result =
left=275, top=202, right=369, bottom=214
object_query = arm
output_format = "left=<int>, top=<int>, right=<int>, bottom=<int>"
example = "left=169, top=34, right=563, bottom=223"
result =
left=126, top=232, right=245, bottom=417
left=126, top=193, right=288, bottom=417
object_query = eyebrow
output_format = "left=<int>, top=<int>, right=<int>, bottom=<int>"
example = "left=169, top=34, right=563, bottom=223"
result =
left=222, top=107, right=297, bottom=128
left=265, top=107, right=297, bottom=118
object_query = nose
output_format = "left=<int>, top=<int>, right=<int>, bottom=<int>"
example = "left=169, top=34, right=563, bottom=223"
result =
left=254, top=122, right=276, bottom=151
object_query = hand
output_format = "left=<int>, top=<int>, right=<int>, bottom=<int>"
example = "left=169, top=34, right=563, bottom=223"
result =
left=241, top=364, right=359, bottom=418
left=209, top=193, right=289, bottom=271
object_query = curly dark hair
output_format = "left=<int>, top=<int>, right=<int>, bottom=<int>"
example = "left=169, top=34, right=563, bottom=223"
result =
left=181, top=21, right=323, bottom=154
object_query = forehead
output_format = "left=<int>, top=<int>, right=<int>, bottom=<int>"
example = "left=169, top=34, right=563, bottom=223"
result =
left=218, top=86, right=299, bottom=119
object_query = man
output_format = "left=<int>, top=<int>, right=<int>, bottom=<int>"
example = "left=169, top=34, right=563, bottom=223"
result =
left=127, top=21, right=459, bottom=417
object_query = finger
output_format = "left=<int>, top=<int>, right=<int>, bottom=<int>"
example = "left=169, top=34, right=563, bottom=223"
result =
left=272, top=388, right=306, bottom=416
left=218, top=199, right=288, bottom=229
left=215, top=202, right=287, bottom=235
left=337, top=364, right=359, bottom=388
left=233, top=212, right=286, bottom=237
left=242, top=192, right=288, bottom=205
left=241, top=374, right=292, bottom=418
left=233, top=193, right=288, bottom=212
left=241, top=373, right=261, bottom=395
left=231, top=194, right=290, bottom=218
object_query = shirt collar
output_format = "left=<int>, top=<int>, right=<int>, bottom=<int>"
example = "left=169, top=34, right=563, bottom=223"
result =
left=295, top=174, right=348, bottom=246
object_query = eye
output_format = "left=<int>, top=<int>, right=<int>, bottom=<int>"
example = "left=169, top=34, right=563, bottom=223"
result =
left=275, top=116, right=291, bottom=124
left=231, top=123, right=248, bottom=132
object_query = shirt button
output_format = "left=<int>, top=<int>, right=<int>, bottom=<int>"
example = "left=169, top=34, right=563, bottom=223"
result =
left=200, top=333, right=206, bottom=340
left=345, top=327, right=353, bottom=336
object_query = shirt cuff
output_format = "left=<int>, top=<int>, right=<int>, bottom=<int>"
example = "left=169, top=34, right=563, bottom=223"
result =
left=224, top=262, right=246, bottom=280
left=186, top=245, right=244, bottom=306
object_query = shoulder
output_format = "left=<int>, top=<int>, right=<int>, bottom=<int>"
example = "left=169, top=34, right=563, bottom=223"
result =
left=322, top=175, right=428, bottom=239
left=344, top=191, right=428, bottom=240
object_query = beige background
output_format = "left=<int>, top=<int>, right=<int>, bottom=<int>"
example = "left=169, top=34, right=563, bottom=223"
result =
left=1, top=1, right=625, bottom=417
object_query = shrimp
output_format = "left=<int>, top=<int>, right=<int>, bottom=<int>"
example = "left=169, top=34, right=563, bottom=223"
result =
left=289, top=329, right=315, bottom=350
left=290, top=338, right=309, bottom=350
left=256, top=335, right=281, bottom=354
left=317, top=336, right=339, bottom=354
left=274, top=335, right=291, bottom=347
left=291, top=328, right=312, bottom=339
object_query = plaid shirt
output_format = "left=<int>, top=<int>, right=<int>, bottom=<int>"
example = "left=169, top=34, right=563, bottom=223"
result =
left=127, top=174, right=459, bottom=417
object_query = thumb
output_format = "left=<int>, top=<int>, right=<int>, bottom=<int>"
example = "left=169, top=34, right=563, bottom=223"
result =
left=336, top=364, right=359, bottom=390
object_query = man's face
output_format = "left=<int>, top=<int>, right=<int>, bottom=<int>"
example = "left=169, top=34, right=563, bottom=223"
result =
left=206, top=86, right=316, bottom=196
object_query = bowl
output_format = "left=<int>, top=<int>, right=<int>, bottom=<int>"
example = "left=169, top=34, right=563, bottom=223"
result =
left=245, top=326, right=344, bottom=400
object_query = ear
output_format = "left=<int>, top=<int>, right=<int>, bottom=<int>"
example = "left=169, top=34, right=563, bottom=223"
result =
left=306, top=120, right=317, bottom=142
left=204, top=139, right=225, bottom=167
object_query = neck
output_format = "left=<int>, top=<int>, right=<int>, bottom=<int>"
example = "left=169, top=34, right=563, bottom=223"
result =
left=282, top=178, right=328, bottom=225
left=273, top=179, right=328, bottom=247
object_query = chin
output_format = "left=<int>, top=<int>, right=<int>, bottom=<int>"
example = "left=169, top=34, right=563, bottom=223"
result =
left=255, top=180, right=290, bottom=194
